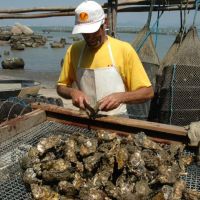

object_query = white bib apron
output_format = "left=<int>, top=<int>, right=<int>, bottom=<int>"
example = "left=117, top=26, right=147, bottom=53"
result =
left=75, top=40, right=127, bottom=116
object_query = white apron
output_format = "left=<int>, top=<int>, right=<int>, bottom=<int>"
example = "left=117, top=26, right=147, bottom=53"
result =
left=75, top=40, right=127, bottom=116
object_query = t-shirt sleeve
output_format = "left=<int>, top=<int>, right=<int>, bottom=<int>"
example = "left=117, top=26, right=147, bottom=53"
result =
left=57, top=45, right=76, bottom=86
left=124, top=44, right=152, bottom=91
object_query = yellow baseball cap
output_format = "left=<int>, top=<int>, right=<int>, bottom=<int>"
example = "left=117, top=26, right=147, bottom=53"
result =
left=72, top=1, right=105, bottom=34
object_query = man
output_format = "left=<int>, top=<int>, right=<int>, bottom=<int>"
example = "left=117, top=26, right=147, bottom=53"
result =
left=57, top=0, right=154, bottom=116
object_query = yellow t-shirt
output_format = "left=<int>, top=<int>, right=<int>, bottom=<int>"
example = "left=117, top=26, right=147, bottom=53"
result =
left=57, top=36, right=151, bottom=91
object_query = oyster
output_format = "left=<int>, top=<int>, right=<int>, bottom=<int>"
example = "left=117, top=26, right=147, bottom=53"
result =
left=23, top=168, right=41, bottom=185
left=79, top=187, right=107, bottom=200
left=21, top=131, right=196, bottom=200
left=128, top=150, right=143, bottom=169
left=97, top=130, right=118, bottom=141
left=73, top=172, right=86, bottom=190
left=58, top=181, right=78, bottom=197
left=31, top=183, right=60, bottom=200
left=20, top=147, right=40, bottom=169
left=83, top=152, right=103, bottom=172
left=105, top=181, right=121, bottom=200
left=41, top=158, right=70, bottom=172
left=91, top=164, right=113, bottom=187
left=42, top=169, right=74, bottom=182
left=116, top=147, right=129, bottom=169
left=135, top=180, right=151, bottom=198
left=37, top=135, right=63, bottom=155
left=157, top=163, right=181, bottom=184
left=134, top=132, right=163, bottom=151
left=63, top=138, right=78, bottom=163
left=172, top=179, right=186, bottom=200
left=79, top=138, right=98, bottom=157
left=183, top=189, right=200, bottom=200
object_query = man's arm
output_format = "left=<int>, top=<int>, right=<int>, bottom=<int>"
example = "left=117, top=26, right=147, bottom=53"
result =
left=98, top=86, right=154, bottom=111
left=57, top=85, right=89, bottom=109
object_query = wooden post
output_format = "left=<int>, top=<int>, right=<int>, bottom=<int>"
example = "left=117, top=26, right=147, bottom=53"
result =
left=107, top=0, right=118, bottom=37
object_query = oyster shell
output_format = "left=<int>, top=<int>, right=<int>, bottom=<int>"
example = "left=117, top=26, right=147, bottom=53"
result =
left=31, top=183, right=60, bottom=200
left=37, top=135, right=63, bottom=155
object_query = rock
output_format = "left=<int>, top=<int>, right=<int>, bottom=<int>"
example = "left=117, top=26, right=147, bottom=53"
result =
left=1, top=57, right=25, bottom=69
left=15, top=23, right=34, bottom=35
left=11, top=26, right=23, bottom=35
left=60, top=38, right=67, bottom=45
left=50, top=41, right=65, bottom=48
left=0, top=31, right=12, bottom=41
left=10, top=34, right=47, bottom=48
left=11, top=42, right=25, bottom=50
left=3, top=50, right=10, bottom=56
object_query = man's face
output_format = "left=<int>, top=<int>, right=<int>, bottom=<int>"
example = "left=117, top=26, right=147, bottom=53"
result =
left=82, top=24, right=106, bottom=49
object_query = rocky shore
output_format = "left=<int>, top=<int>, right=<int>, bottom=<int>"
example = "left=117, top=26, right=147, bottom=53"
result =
left=0, top=23, right=47, bottom=50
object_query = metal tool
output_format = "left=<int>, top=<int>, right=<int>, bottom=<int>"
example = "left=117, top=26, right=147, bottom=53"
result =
left=84, top=102, right=100, bottom=120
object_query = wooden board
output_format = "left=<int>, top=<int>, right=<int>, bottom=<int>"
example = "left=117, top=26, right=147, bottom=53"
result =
left=0, top=109, right=46, bottom=144
left=31, top=103, right=188, bottom=143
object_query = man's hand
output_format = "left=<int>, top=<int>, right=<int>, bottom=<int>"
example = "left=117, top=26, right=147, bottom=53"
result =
left=70, top=89, right=89, bottom=109
left=98, top=92, right=124, bottom=111
left=57, top=85, right=89, bottom=109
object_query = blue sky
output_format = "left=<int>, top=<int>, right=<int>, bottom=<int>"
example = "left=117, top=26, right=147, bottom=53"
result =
left=0, top=0, right=199, bottom=29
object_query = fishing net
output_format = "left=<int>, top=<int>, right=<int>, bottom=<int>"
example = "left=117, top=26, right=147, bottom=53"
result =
left=128, top=25, right=160, bottom=120
left=156, top=26, right=200, bottom=126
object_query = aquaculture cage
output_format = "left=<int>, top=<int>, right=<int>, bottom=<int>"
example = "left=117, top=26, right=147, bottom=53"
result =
left=129, top=25, right=160, bottom=120
left=157, top=26, right=200, bottom=126
left=148, top=29, right=186, bottom=122
left=160, top=30, right=186, bottom=74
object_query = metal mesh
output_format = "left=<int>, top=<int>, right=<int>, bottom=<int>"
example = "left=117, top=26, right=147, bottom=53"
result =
left=0, top=121, right=95, bottom=200
left=128, top=25, right=160, bottom=120
left=181, top=150, right=200, bottom=191
left=0, top=121, right=200, bottom=200
left=157, top=26, right=200, bottom=126
left=0, top=97, right=32, bottom=123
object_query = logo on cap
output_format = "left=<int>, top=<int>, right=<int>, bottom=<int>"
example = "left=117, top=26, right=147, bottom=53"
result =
left=79, top=12, right=89, bottom=22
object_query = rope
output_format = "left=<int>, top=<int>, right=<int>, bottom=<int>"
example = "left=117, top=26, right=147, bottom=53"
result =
left=136, top=11, right=164, bottom=53
left=178, top=0, right=187, bottom=44
left=147, top=0, right=155, bottom=27
left=154, top=7, right=160, bottom=48
left=193, top=0, right=200, bottom=26
left=169, top=64, right=177, bottom=125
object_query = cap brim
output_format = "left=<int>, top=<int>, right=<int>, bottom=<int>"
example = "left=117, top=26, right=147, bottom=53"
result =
left=72, top=20, right=102, bottom=34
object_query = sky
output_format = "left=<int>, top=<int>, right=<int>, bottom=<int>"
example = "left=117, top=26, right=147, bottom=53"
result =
left=0, top=0, right=199, bottom=29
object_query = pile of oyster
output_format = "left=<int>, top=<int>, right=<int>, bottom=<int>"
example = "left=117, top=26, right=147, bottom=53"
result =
left=21, top=131, right=200, bottom=200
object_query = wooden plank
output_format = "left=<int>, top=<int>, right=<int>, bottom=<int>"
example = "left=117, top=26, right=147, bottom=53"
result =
left=0, top=109, right=46, bottom=144
left=47, top=116, right=182, bottom=144
left=31, top=103, right=187, bottom=136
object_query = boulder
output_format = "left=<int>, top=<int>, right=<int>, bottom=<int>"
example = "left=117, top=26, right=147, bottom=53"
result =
left=1, top=57, right=25, bottom=69
left=10, top=34, right=47, bottom=48
left=11, top=42, right=25, bottom=50
left=50, top=41, right=65, bottom=48
left=15, top=23, right=34, bottom=35
left=0, top=31, right=12, bottom=41
left=11, top=26, right=23, bottom=35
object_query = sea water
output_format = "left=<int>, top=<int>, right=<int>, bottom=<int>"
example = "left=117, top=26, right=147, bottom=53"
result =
left=0, top=27, right=180, bottom=88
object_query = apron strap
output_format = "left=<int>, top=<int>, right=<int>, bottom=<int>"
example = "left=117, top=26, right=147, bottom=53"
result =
left=107, top=41, right=116, bottom=66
